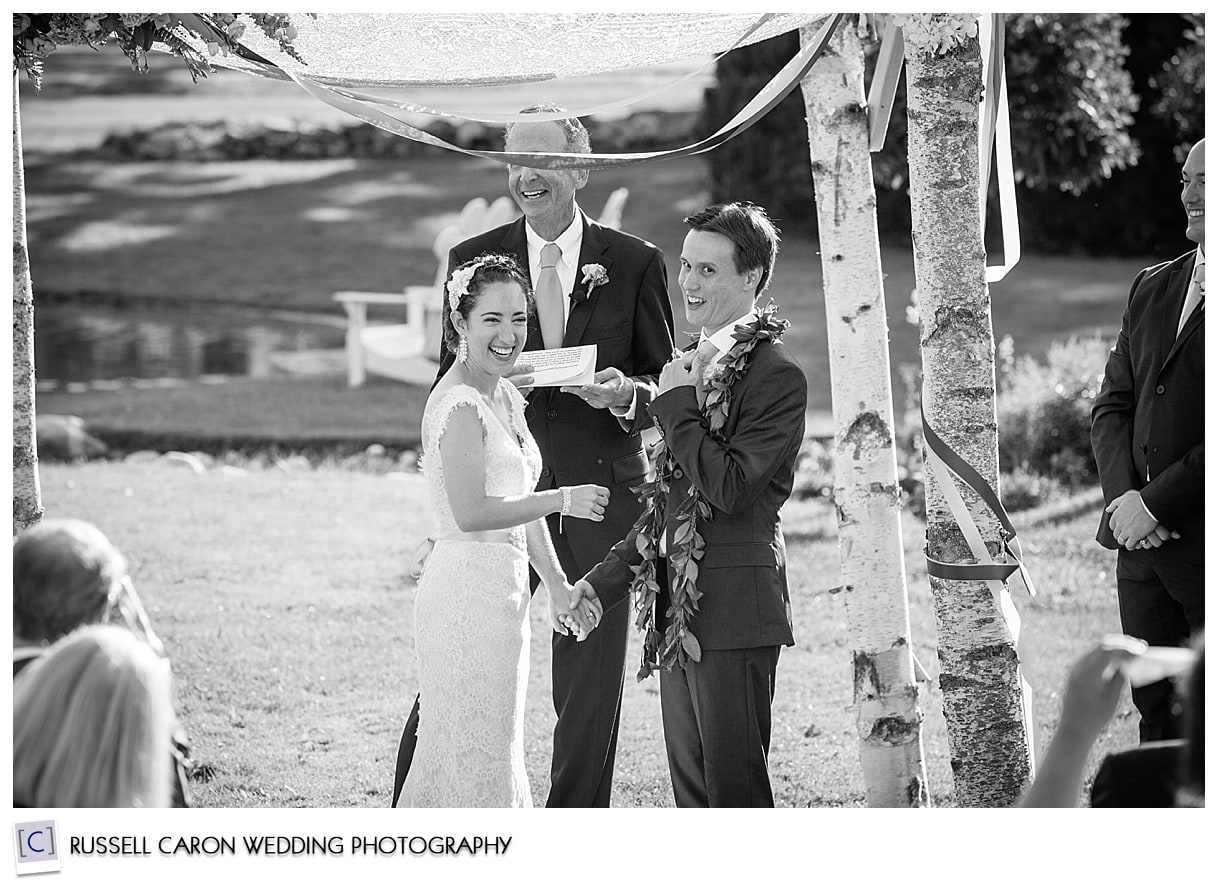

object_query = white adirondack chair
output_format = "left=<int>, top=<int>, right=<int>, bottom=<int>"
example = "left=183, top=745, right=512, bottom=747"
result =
left=333, top=196, right=510, bottom=387
left=334, top=189, right=628, bottom=387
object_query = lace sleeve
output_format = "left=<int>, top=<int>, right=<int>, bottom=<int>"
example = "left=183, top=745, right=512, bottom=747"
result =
left=423, top=385, right=487, bottom=451
left=502, top=379, right=530, bottom=441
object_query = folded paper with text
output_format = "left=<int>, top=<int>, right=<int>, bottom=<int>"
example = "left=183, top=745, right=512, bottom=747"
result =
left=516, top=344, right=597, bottom=387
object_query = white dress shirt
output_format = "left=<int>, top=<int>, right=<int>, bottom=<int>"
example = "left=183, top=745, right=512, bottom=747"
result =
left=1178, top=245, right=1205, bottom=334
left=523, top=206, right=641, bottom=420
left=523, top=208, right=583, bottom=324
left=699, top=307, right=760, bottom=364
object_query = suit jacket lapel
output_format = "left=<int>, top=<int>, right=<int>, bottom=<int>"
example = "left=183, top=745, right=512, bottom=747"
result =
left=1161, top=255, right=1199, bottom=372
left=563, top=214, right=611, bottom=348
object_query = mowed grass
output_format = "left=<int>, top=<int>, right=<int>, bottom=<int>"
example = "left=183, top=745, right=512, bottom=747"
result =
left=24, top=148, right=1156, bottom=427
left=38, top=461, right=1137, bottom=808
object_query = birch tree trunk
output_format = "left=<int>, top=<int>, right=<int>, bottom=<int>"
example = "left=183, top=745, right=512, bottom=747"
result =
left=800, top=17, right=928, bottom=808
left=903, top=17, right=1032, bottom=806
left=13, top=72, right=42, bottom=533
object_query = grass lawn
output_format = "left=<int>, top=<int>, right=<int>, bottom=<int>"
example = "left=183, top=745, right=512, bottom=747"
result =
left=37, top=373, right=431, bottom=451
left=37, top=461, right=1137, bottom=808
left=26, top=148, right=1154, bottom=439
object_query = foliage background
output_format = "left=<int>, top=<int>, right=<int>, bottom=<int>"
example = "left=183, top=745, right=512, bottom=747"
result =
left=703, top=13, right=1204, bottom=257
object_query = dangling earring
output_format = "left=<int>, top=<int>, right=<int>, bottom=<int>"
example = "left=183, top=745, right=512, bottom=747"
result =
left=457, top=336, right=468, bottom=364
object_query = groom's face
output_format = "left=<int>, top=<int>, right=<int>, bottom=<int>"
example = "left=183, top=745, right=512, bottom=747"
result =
left=505, top=121, right=588, bottom=235
left=679, top=230, right=760, bottom=334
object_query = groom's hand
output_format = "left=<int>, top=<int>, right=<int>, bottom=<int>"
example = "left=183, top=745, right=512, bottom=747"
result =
left=658, top=350, right=697, bottom=395
left=568, top=580, right=603, bottom=639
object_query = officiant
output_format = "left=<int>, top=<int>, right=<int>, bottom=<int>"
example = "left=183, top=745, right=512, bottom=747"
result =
left=392, top=104, right=675, bottom=808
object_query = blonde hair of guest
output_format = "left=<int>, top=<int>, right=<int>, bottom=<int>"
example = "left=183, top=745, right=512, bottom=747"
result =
left=13, top=625, right=173, bottom=808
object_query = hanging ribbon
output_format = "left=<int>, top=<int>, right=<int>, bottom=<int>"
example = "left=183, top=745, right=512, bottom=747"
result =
left=978, top=13, right=1021, bottom=283
left=921, top=403, right=1038, bottom=774
left=866, top=14, right=1021, bottom=283
left=921, top=405, right=1035, bottom=597
left=867, top=18, right=904, bottom=151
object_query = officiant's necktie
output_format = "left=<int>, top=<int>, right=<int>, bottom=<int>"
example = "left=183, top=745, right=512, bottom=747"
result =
left=537, top=242, right=565, bottom=349
left=1177, top=260, right=1205, bottom=337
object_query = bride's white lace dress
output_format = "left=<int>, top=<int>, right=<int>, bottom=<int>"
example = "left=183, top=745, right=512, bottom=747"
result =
left=398, top=380, right=542, bottom=808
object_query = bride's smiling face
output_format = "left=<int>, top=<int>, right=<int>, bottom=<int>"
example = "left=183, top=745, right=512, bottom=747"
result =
left=456, top=281, right=530, bottom=376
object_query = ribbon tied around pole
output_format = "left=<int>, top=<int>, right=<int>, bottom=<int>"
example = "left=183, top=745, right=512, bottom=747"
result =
left=921, top=403, right=1038, bottom=775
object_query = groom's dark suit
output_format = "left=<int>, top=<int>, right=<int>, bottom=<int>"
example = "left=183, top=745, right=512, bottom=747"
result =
left=392, top=212, right=673, bottom=807
left=1092, top=249, right=1204, bottom=741
left=584, top=333, right=806, bottom=806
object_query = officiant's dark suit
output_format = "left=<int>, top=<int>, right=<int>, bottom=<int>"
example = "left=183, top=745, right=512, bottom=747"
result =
left=580, top=203, right=805, bottom=807
left=1091, top=139, right=1205, bottom=743
left=391, top=109, right=673, bottom=808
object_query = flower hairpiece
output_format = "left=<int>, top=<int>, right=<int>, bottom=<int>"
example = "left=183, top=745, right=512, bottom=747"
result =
left=446, top=263, right=480, bottom=312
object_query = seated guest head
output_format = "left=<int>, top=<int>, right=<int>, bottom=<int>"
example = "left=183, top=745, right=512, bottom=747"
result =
left=13, top=625, right=173, bottom=807
left=13, top=518, right=126, bottom=647
left=679, top=202, right=781, bottom=332
left=443, top=253, right=534, bottom=376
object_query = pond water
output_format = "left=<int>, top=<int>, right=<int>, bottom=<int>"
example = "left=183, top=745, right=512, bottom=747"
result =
left=32, top=302, right=347, bottom=388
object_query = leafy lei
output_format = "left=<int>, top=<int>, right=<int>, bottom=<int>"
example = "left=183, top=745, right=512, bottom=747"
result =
left=627, top=302, right=789, bottom=680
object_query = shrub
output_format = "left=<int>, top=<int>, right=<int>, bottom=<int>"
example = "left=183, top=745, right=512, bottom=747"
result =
left=996, top=334, right=1110, bottom=485
left=792, top=435, right=835, bottom=500
left=998, top=467, right=1069, bottom=513
left=96, top=113, right=699, bottom=164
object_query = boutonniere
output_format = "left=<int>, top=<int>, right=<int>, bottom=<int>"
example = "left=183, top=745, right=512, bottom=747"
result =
left=573, top=263, right=609, bottom=305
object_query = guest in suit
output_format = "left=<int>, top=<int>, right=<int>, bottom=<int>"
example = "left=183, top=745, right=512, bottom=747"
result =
left=573, top=202, right=806, bottom=807
left=1091, top=137, right=1205, bottom=742
left=14, top=625, right=174, bottom=808
left=13, top=518, right=193, bottom=806
left=392, top=105, right=674, bottom=808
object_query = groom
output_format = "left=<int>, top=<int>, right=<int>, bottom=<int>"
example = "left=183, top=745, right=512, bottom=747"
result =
left=574, top=202, right=806, bottom=807
left=392, top=106, right=674, bottom=807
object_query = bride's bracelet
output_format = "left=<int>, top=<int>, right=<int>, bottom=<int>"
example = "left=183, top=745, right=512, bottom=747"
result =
left=559, top=487, right=572, bottom=533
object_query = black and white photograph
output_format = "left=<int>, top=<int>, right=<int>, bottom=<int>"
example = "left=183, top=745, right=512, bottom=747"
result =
left=7, top=10, right=1206, bottom=874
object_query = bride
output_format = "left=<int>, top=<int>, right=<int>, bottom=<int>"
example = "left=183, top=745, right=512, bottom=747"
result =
left=399, top=254, right=606, bottom=808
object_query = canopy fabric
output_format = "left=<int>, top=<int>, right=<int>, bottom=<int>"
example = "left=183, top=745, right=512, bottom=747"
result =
left=199, top=12, right=831, bottom=88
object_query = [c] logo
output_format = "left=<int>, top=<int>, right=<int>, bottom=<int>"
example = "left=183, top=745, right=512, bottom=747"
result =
left=12, top=820, right=61, bottom=876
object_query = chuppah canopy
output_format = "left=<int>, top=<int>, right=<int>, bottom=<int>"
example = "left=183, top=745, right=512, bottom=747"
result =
left=166, top=12, right=845, bottom=173
left=194, top=12, right=833, bottom=87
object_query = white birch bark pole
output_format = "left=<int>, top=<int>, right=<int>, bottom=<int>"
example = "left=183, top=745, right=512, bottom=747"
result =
left=901, top=14, right=1032, bottom=806
left=13, top=72, right=43, bottom=533
left=800, top=17, right=928, bottom=808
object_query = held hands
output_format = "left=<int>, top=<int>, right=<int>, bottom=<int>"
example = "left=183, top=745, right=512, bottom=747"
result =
left=547, top=580, right=604, bottom=642
left=658, top=349, right=698, bottom=395
left=561, top=368, right=634, bottom=409
left=561, top=485, right=610, bottom=522
left=1106, top=490, right=1179, bottom=550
